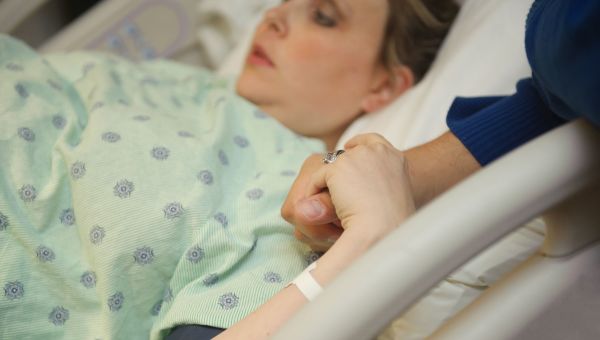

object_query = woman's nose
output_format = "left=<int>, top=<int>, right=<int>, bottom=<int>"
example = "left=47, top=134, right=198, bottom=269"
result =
left=263, top=6, right=288, bottom=37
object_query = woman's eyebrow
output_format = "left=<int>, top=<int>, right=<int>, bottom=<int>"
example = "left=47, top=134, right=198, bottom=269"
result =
left=330, top=0, right=353, bottom=19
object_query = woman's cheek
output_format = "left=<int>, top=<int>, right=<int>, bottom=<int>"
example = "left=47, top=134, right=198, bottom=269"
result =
left=287, top=32, right=336, bottom=63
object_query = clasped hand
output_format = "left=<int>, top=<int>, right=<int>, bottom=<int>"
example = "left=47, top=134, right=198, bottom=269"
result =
left=282, top=133, right=416, bottom=252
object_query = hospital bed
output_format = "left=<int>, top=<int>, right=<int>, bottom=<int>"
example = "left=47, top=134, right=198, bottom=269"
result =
left=40, top=0, right=278, bottom=69
left=34, top=0, right=600, bottom=338
left=0, top=0, right=48, bottom=33
left=276, top=120, right=600, bottom=339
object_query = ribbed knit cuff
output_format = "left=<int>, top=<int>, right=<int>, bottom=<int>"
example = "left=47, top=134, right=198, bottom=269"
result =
left=447, top=78, right=567, bottom=166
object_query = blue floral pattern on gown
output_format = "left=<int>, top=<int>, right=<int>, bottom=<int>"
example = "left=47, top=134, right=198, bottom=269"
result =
left=0, top=34, right=325, bottom=340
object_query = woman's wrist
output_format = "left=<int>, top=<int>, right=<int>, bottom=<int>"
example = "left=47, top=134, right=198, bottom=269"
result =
left=309, top=229, right=377, bottom=287
left=309, top=200, right=414, bottom=287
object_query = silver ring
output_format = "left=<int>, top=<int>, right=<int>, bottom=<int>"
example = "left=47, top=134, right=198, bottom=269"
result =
left=322, top=150, right=345, bottom=164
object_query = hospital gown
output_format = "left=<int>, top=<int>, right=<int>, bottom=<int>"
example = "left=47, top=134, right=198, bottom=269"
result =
left=0, top=35, right=324, bottom=339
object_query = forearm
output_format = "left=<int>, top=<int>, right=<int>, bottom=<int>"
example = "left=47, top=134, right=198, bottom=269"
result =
left=404, top=131, right=480, bottom=208
left=215, top=231, right=374, bottom=340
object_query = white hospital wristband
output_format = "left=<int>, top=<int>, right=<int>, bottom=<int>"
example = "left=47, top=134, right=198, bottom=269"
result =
left=287, top=261, right=322, bottom=301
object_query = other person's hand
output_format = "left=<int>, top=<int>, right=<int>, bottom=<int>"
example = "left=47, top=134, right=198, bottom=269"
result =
left=282, top=133, right=415, bottom=250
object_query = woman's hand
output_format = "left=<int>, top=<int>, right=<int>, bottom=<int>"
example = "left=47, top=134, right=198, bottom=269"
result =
left=281, top=154, right=344, bottom=251
left=218, top=135, right=414, bottom=340
left=220, top=133, right=477, bottom=340
left=282, top=133, right=415, bottom=250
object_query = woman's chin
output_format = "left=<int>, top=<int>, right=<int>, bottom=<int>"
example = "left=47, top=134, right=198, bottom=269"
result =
left=236, top=76, right=267, bottom=104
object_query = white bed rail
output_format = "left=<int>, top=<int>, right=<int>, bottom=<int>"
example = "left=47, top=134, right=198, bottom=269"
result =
left=273, top=119, right=600, bottom=340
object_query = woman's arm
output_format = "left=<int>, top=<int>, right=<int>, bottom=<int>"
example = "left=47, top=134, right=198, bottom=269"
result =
left=215, top=230, right=377, bottom=339
left=217, top=134, right=416, bottom=339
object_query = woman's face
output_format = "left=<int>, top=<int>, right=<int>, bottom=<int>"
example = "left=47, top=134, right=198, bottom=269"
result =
left=236, top=0, right=391, bottom=149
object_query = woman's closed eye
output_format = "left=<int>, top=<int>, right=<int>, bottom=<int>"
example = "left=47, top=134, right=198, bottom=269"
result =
left=311, top=0, right=339, bottom=27
left=313, top=9, right=336, bottom=27
left=279, top=0, right=340, bottom=28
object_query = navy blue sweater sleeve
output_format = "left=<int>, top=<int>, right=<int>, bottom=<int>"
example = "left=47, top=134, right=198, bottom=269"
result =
left=527, top=0, right=600, bottom=127
left=447, top=79, right=565, bottom=165
left=447, top=0, right=600, bottom=165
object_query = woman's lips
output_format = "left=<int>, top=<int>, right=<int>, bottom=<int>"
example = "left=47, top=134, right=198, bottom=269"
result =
left=248, top=45, right=275, bottom=68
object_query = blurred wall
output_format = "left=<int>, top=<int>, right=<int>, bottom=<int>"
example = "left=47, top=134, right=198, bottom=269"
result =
left=8, top=0, right=101, bottom=48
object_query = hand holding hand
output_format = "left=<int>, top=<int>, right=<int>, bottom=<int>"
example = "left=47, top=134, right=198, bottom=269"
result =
left=281, top=154, right=344, bottom=252
left=282, top=133, right=415, bottom=250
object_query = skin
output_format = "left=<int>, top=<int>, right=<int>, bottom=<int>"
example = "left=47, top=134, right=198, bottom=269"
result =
left=214, top=1, right=478, bottom=338
left=217, top=129, right=480, bottom=339
left=214, top=1, right=420, bottom=338
left=281, top=131, right=481, bottom=251
left=236, top=0, right=413, bottom=150
left=217, top=133, right=416, bottom=340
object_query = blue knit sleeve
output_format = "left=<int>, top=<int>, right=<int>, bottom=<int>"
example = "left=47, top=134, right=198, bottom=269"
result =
left=447, top=79, right=566, bottom=166
left=527, top=0, right=600, bottom=128
left=447, top=0, right=599, bottom=165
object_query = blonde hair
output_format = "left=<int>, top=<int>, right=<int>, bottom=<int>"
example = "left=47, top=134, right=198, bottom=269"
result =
left=383, top=0, right=459, bottom=82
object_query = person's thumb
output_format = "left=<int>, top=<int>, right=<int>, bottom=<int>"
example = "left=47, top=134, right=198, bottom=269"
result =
left=295, top=192, right=338, bottom=225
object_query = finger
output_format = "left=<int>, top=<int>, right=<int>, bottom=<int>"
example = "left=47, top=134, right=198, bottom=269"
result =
left=291, top=154, right=325, bottom=200
left=281, top=154, right=327, bottom=223
left=295, top=219, right=343, bottom=244
left=301, top=222, right=343, bottom=243
left=304, top=164, right=332, bottom=197
left=294, top=192, right=338, bottom=225
left=309, top=242, right=333, bottom=253
left=294, top=228, right=340, bottom=252
left=344, top=133, right=393, bottom=149
left=294, top=229, right=306, bottom=241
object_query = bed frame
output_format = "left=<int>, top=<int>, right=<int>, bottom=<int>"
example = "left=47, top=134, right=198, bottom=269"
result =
left=39, top=0, right=206, bottom=66
left=274, top=119, right=600, bottom=339
left=37, top=1, right=599, bottom=337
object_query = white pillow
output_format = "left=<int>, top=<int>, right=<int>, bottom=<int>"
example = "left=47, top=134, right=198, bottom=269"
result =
left=216, top=13, right=263, bottom=78
left=335, top=0, right=544, bottom=290
left=197, top=0, right=279, bottom=69
left=218, top=0, right=533, bottom=149
left=218, top=0, right=542, bottom=284
left=218, top=1, right=544, bottom=337
left=337, top=0, right=533, bottom=150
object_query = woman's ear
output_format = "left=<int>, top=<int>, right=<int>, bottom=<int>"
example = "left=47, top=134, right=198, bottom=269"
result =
left=360, top=65, right=414, bottom=113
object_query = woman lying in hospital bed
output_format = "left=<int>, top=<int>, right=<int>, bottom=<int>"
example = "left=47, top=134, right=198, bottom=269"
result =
left=0, top=0, right=458, bottom=339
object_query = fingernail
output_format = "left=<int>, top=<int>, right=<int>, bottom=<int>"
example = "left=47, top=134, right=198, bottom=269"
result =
left=299, top=199, right=324, bottom=219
